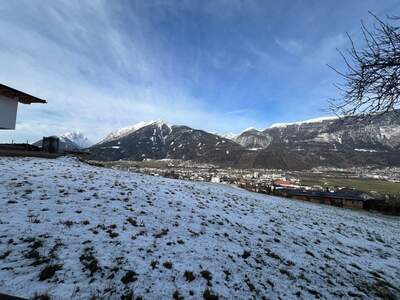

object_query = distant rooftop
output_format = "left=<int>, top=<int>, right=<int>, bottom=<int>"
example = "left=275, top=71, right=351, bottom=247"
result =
left=0, top=83, right=46, bottom=104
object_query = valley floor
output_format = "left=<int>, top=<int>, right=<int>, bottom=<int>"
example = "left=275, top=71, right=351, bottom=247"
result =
left=0, top=157, right=399, bottom=299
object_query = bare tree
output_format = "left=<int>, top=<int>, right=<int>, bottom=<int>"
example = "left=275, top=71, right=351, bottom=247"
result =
left=329, top=12, right=400, bottom=117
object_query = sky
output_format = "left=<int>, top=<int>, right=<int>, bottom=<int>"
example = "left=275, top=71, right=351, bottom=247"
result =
left=1, top=0, right=400, bottom=144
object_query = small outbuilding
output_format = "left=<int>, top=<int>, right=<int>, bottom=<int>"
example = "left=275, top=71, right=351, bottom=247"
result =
left=42, top=136, right=60, bottom=153
left=0, top=84, right=46, bottom=130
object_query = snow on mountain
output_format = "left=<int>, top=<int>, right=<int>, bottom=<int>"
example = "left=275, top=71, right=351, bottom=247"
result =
left=89, top=112, right=400, bottom=168
left=61, top=131, right=92, bottom=148
left=219, top=132, right=238, bottom=140
left=241, top=126, right=261, bottom=133
left=101, top=121, right=154, bottom=143
left=102, top=120, right=171, bottom=143
left=236, top=119, right=332, bottom=135
left=230, top=111, right=400, bottom=169
left=91, top=122, right=240, bottom=162
left=235, top=129, right=272, bottom=149
left=269, top=116, right=338, bottom=128
left=0, top=156, right=399, bottom=299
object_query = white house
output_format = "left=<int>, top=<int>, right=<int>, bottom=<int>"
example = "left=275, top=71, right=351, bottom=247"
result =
left=0, top=84, right=46, bottom=129
left=211, top=176, right=221, bottom=183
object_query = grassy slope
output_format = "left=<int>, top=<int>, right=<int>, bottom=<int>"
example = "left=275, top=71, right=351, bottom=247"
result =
left=300, top=176, right=400, bottom=196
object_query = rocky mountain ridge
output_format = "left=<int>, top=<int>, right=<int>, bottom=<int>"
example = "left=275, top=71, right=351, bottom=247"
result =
left=234, top=112, right=400, bottom=152
left=61, top=131, right=92, bottom=148
left=88, top=112, right=400, bottom=170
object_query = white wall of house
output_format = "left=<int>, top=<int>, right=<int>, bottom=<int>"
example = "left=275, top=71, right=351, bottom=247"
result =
left=0, top=95, right=18, bottom=129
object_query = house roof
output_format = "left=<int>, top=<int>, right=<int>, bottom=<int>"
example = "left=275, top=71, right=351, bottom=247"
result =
left=0, top=84, right=47, bottom=104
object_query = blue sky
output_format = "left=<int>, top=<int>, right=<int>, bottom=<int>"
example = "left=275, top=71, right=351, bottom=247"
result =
left=1, top=0, right=399, bottom=143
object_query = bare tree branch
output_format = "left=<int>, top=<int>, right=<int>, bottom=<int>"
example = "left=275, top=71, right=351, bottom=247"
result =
left=329, top=12, right=400, bottom=118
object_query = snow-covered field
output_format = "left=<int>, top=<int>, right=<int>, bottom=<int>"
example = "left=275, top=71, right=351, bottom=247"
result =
left=0, top=157, right=399, bottom=299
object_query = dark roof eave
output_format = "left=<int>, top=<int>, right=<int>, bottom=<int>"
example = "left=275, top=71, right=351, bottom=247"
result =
left=0, top=84, right=47, bottom=104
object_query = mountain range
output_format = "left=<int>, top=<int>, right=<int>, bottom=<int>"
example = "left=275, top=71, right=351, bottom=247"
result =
left=87, top=111, right=400, bottom=170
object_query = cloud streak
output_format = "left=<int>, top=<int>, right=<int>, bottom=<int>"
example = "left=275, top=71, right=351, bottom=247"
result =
left=0, top=0, right=399, bottom=143
left=0, top=1, right=259, bottom=143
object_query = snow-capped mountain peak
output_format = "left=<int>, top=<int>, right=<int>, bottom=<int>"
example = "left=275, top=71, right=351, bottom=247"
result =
left=219, top=132, right=238, bottom=140
left=61, top=131, right=92, bottom=148
left=152, top=120, right=172, bottom=130
left=102, top=120, right=172, bottom=143
left=241, top=127, right=261, bottom=134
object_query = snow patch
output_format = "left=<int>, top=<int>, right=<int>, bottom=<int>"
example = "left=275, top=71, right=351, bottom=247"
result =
left=0, top=157, right=399, bottom=299
left=270, top=116, right=338, bottom=128
left=354, top=148, right=379, bottom=153
left=219, top=132, right=238, bottom=140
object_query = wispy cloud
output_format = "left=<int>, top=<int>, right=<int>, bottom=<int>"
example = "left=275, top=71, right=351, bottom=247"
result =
left=275, top=34, right=347, bottom=64
left=275, top=38, right=306, bottom=56
left=0, top=1, right=256, bottom=143
left=0, top=1, right=399, bottom=143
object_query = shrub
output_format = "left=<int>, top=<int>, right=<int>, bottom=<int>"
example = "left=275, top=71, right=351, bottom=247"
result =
left=173, top=290, right=184, bottom=300
left=203, top=289, right=218, bottom=300
left=163, top=261, right=173, bottom=269
left=242, top=250, right=251, bottom=259
left=0, top=250, right=11, bottom=259
left=121, top=270, right=138, bottom=284
left=184, top=271, right=196, bottom=282
left=39, top=264, right=62, bottom=281
left=80, top=247, right=101, bottom=275
left=200, top=270, right=212, bottom=281
left=32, top=293, right=50, bottom=300
left=127, top=217, right=137, bottom=226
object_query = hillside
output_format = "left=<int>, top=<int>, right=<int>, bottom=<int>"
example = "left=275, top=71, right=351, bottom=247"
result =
left=0, top=157, right=399, bottom=299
